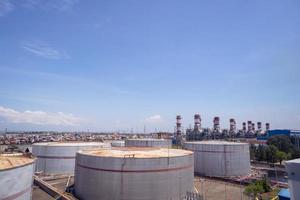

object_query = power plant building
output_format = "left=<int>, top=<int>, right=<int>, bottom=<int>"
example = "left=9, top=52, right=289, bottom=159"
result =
left=0, top=154, right=35, bottom=200
left=184, top=141, right=251, bottom=177
left=32, top=142, right=110, bottom=174
left=74, top=147, right=194, bottom=200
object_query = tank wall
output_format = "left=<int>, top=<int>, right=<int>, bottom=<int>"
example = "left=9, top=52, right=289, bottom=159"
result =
left=184, top=142, right=250, bottom=177
left=33, top=143, right=109, bottom=174
left=0, top=163, right=34, bottom=200
left=74, top=153, right=194, bottom=200
left=286, top=161, right=300, bottom=200
left=125, top=139, right=172, bottom=148
left=111, top=141, right=125, bottom=147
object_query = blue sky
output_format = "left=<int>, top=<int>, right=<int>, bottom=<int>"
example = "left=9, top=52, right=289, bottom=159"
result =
left=0, top=0, right=300, bottom=132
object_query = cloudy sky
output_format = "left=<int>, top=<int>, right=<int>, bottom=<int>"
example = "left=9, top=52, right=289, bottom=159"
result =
left=0, top=0, right=300, bottom=132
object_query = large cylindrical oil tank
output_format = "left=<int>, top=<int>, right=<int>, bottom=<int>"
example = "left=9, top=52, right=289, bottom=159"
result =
left=184, top=141, right=250, bottom=177
left=125, top=138, right=172, bottom=148
left=0, top=154, right=35, bottom=200
left=74, top=147, right=194, bottom=200
left=286, top=158, right=300, bottom=200
left=32, top=142, right=110, bottom=174
left=111, top=140, right=125, bottom=147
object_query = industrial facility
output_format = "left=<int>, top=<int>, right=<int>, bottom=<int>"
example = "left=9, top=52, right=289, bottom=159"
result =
left=182, top=114, right=270, bottom=143
left=184, top=141, right=251, bottom=177
left=32, top=142, right=110, bottom=174
left=125, top=138, right=172, bottom=147
left=0, top=153, right=35, bottom=200
left=0, top=114, right=299, bottom=200
left=74, top=147, right=194, bottom=200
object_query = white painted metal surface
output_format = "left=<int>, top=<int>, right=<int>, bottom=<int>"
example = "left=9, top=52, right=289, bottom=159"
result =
left=74, top=147, right=194, bottom=200
left=111, top=140, right=125, bottom=147
left=0, top=154, right=35, bottom=200
left=184, top=141, right=250, bottom=177
left=286, top=158, right=300, bottom=200
left=32, top=142, right=110, bottom=174
left=125, top=138, right=172, bottom=148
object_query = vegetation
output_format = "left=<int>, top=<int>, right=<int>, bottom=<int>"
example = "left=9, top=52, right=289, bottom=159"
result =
left=244, top=178, right=271, bottom=198
left=250, top=135, right=300, bottom=164
left=267, top=135, right=293, bottom=153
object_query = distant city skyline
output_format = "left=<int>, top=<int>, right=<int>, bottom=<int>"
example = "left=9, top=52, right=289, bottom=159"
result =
left=0, top=0, right=300, bottom=131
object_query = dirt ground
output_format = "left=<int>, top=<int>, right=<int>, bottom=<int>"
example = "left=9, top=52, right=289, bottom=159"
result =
left=194, top=176, right=249, bottom=200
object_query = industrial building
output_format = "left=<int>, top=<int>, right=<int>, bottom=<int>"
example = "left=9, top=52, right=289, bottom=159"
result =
left=182, top=114, right=271, bottom=142
left=74, top=147, right=194, bottom=200
left=184, top=141, right=251, bottom=177
left=0, top=153, right=35, bottom=200
left=32, top=142, right=110, bottom=174
left=125, top=138, right=172, bottom=148
left=285, top=158, right=300, bottom=200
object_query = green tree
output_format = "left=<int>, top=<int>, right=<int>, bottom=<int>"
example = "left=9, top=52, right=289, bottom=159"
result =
left=275, top=151, right=287, bottom=165
left=255, top=145, right=267, bottom=161
left=244, top=178, right=271, bottom=197
left=250, top=144, right=256, bottom=160
left=267, top=135, right=293, bottom=153
left=266, top=145, right=278, bottom=163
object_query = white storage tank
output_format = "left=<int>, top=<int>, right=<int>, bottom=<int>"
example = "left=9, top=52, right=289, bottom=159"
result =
left=184, top=141, right=250, bottom=177
left=32, top=142, right=110, bottom=174
left=286, top=158, right=300, bottom=200
left=111, top=140, right=125, bottom=147
left=125, top=138, right=172, bottom=148
left=74, top=147, right=194, bottom=200
left=0, top=154, right=35, bottom=200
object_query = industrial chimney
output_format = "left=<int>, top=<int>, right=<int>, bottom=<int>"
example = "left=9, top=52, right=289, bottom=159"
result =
left=229, top=118, right=236, bottom=133
left=247, top=121, right=252, bottom=133
left=252, top=123, right=255, bottom=131
left=242, top=122, right=246, bottom=132
left=176, top=115, right=182, bottom=137
left=266, top=123, right=270, bottom=132
left=213, top=117, right=220, bottom=132
left=194, top=114, right=201, bottom=132
left=257, top=122, right=262, bottom=131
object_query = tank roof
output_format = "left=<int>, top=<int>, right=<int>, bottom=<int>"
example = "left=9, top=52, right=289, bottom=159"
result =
left=32, top=142, right=107, bottom=147
left=286, top=158, right=300, bottom=164
left=126, top=138, right=168, bottom=141
left=79, top=147, right=193, bottom=158
left=0, top=154, right=34, bottom=170
left=184, top=140, right=248, bottom=145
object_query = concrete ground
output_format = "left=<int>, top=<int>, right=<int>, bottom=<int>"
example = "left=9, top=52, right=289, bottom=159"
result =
left=33, top=175, right=249, bottom=200
left=32, top=186, right=54, bottom=200
left=32, top=175, right=75, bottom=200
left=194, top=176, right=249, bottom=200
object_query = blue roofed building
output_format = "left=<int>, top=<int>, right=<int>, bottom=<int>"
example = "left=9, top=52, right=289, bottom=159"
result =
left=278, top=188, right=290, bottom=200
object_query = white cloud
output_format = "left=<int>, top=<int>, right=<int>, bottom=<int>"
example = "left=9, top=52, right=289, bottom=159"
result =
left=144, top=115, right=163, bottom=123
left=0, top=0, right=14, bottom=16
left=0, top=106, right=82, bottom=126
left=22, top=0, right=79, bottom=12
left=21, top=41, right=70, bottom=60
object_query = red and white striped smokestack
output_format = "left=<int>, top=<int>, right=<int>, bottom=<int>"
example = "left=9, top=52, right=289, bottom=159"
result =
left=229, top=118, right=236, bottom=132
left=242, top=122, right=246, bottom=131
left=257, top=122, right=262, bottom=131
left=213, top=117, right=220, bottom=132
left=266, top=123, right=270, bottom=131
left=252, top=123, right=255, bottom=131
left=176, top=115, right=182, bottom=136
left=247, top=121, right=252, bottom=132
left=194, top=113, right=201, bottom=131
